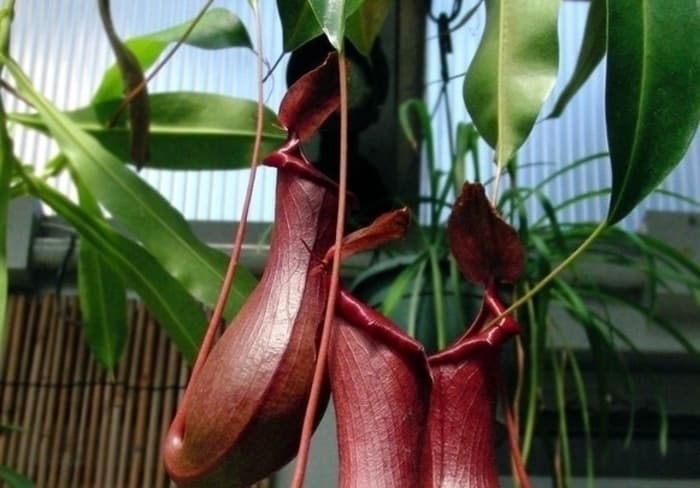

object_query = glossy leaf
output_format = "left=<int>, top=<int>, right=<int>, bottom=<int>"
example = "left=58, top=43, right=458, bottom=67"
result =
left=277, top=0, right=322, bottom=52
left=12, top=93, right=286, bottom=170
left=3, top=56, right=255, bottom=317
left=345, top=0, right=391, bottom=56
left=308, top=0, right=365, bottom=51
left=605, top=0, right=700, bottom=223
left=93, top=8, right=251, bottom=102
left=30, top=177, right=206, bottom=363
left=74, top=175, right=128, bottom=371
left=464, top=0, right=560, bottom=166
left=448, top=182, right=524, bottom=285
left=0, top=465, right=33, bottom=488
left=547, top=0, right=605, bottom=119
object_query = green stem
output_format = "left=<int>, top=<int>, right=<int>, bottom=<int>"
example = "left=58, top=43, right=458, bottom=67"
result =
left=406, top=257, right=427, bottom=338
left=520, top=282, right=539, bottom=463
left=488, top=220, right=608, bottom=329
left=0, top=0, right=16, bottom=348
left=552, top=351, right=572, bottom=487
left=427, top=244, right=447, bottom=349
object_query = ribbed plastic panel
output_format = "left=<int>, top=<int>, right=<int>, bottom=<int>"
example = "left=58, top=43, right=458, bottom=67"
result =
left=8, top=2, right=698, bottom=227
left=7, top=0, right=287, bottom=221
left=425, top=1, right=699, bottom=229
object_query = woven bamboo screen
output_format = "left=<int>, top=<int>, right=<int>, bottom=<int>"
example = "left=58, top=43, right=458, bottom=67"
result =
left=0, top=293, right=271, bottom=488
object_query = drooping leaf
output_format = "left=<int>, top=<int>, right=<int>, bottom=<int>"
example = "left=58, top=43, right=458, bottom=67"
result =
left=307, top=0, right=365, bottom=51
left=547, top=0, right=606, bottom=119
left=3, top=55, right=255, bottom=317
left=74, top=173, right=128, bottom=371
left=30, top=177, right=205, bottom=363
left=0, top=465, right=34, bottom=488
left=93, top=8, right=251, bottom=103
left=448, top=182, right=524, bottom=285
left=605, top=0, right=700, bottom=223
left=278, top=53, right=340, bottom=141
left=345, top=0, right=391, bottom=56
left=277, top=0, right=323, bottom=52
left=97, top=0, right=150, bottom=167
left=77, top=238, right=128, bottom=370
left=11, top=93, right=286, bottom=170
left=463, top=0, right=560, bottom=167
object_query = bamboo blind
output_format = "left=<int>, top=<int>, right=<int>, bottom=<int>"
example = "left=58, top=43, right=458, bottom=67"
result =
left=0, top=293, right=271, bottom=488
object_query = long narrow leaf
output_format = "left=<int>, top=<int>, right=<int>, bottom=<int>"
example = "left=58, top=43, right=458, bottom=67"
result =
left=547, top=0, right=606, bottom=118
left=0, top=465, right=33, bottom=488
left=4, top=55, right=255, bottom=317
left=11, top=93, right=286, bottom=170
left=93, top=8, right=251, bottom=102
left=0, top=122, right=8, bottom=342
left=605, top=0, right=700, bottom=223
left=29, top=177, right=206, bottom=362
left=581, top=287, right=700, bottom=361
left=74, top=173, right=128, bottom=371
left=566, top=347, right=595, bottom=487
left=463, top=0, right=560, bottom=167
left=380, top=255, right=425, bottom=317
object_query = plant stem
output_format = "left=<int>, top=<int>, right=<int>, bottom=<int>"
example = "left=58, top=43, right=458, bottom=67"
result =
left=487, top=220, right=608, bottom=329
left=520, top=282, right=539, bottom=463
left=407, top=257, right=428, bottom=338
left=109, top=0, right=214, bottom=125
left=553, top=350, right=572, bottom=486
left=290, top=51, right=349, bottom=488
left=427, top=244, right=447, bottom=349
left=500, top=377, right=531, bottom=488
left=0, top=0, right=16, bottom=350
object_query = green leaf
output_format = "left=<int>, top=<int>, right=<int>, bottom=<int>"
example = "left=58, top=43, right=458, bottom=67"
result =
left=606, top=0, right=700, bottom=223
left=11, top=93, right=286, bottom=170
left=3, top=55, right=255, bottom=317
left=0, top=466, right=33, bottom=488
left=30, top=177, right=205, bottom=362
left=308, top=0, right=365, bottom=51
left=93, top=8, right=251, bottom=102
left=345, top=0, right=391, bottom=56
left=149, top=8, right=251, bottom=50
left=547, top=0, right=606, bottom=119
left=277, top=0, right=322, bottom=52
left=0, top=123, right=9, bottom=344
left=463, top=0, right=560, bottom=167
left=78, top=238, right=128, bottom=370
left=74, top=173, right=128, bottom=371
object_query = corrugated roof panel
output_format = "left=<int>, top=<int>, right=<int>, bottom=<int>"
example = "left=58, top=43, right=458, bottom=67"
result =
left=7, top=0, right=287, bottom=222
left=425, top=1, right=699, bottom=229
